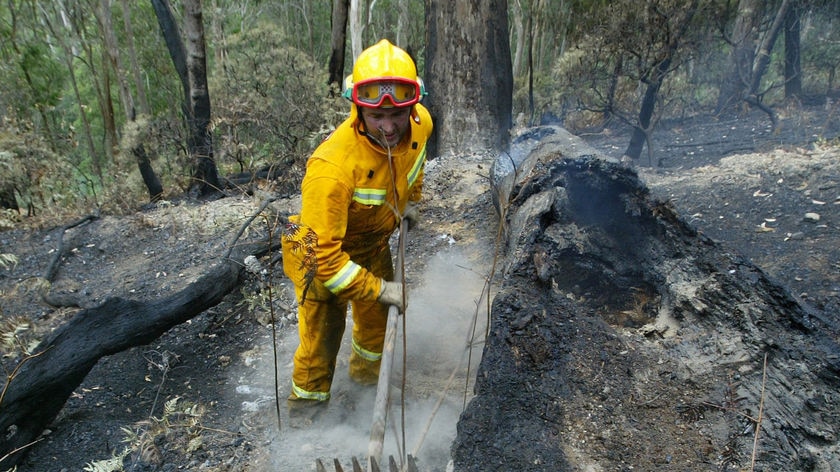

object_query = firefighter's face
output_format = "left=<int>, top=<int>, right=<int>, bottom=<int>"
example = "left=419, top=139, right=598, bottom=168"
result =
left=360, top=106, right=412, bottom=148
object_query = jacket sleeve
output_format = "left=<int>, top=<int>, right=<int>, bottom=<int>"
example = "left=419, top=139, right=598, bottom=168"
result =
left=409, top=104, right=434, bottom=203
left=299, top=160, right=382, bottom=302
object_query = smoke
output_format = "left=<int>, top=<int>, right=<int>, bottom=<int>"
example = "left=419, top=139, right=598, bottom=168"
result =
left=243, top=248, right=489, bottom=471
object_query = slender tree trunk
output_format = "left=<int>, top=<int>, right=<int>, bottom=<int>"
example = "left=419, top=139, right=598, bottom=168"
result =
left=624, top=0, right=699, bottom=162
left=784, top=1, right=802, bottom=99
left=183, top=0, right=221, bottom=196
left=119, top=0, right=150, bottom=115
left=101, top=0, right=163, bottom=201
left=749, top=0, right=790, bottom=96
left=328, top=0, right=349, bottom=90
left=510, top=0, right=525, bottom=78
left=5, top=1, right=58, bottom=151
left=349, top=0, right=364, bottom=62
left=152, top=0, right=220, bottom=197
left=38, top=3, right=101, bottom=181
left=716, top=0, right=762, bottom=113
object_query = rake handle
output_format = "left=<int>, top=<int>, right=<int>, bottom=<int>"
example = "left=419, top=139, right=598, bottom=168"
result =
left=367, top=219, right=407, bottom=469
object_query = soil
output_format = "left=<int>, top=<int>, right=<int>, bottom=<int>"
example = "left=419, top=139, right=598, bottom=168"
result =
left=1, top=102, right=838, bottom=472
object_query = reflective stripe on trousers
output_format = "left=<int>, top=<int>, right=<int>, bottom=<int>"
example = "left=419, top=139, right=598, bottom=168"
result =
left=290, top=243, right=393, bottom=398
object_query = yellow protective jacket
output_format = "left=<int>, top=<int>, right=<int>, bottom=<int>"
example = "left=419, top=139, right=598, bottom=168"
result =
left=286, top=103, right=433, bottom=302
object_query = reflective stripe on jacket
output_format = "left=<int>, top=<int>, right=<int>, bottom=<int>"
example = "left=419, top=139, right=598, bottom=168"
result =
left=291, top=103, right=433, bottom=301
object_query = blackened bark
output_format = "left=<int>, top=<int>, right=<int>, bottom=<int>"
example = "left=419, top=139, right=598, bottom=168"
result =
left=151, top=0, right=189, bottom=103
left=183, top=0, right=220, bottom=196
left=134, top=144, right=164, bottom=201
left=784, top=2, right=802, bottom=99
left=328, top=0, right=349, bottom=92
left=151, top=0, right=220, bottom=197
left=624, top=1, right=698, bottom=162
left=425, top=0, right=513, bottom=157
left=0, top=238, right=276, bottom=468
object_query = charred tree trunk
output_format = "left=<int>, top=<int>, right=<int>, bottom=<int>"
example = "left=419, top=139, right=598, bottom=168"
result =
left=623, top=0, right=698, bottom=163
left=328, top=0, right=349, bottom=92
left=468, top=126, right=840, bottom=471
left=784, top=1, right=802, bottom=99
left=151, top=0, right=220, bottom=198
left=424, top=0, right=513, bottom=157
left=0, top=238, right=276, bottom=469
left=183, top=0, right=220, bottom=197
left=134, top=143, right=164, bottom=201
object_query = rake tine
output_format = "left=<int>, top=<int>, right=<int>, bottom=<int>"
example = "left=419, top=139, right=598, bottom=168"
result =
left=351, top=456, right=364, bottom=472
left=406, top=455, right=418, bottom=472
left=334, top=458, right=345, bottom=472
left=316, top=458, right=328, bottom=472
left=388, top=455, right=398, bottom=472
left=369, top=456, right=381, bottom=472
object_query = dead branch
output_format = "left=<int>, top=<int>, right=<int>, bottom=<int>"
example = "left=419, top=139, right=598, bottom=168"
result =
left=0, top=235, right=278, bottom=469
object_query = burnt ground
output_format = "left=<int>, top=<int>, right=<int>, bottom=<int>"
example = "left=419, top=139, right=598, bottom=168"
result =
left=0, top=102, right=839, bottom=471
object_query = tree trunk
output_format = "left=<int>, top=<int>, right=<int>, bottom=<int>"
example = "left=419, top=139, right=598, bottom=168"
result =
left=120, top=0, right=150, bottom=115
left=349, top=0, right=364, bottom=62
left=784, top=0, right=802, bottom=99
left=749, top=0, right=790, bottom=97
left=0, top=238, right=276, bottom=469
left=624, top=0, right=699, bottom=162
left=424, top=0, right=513, bottom=157
left=151, top=0, right=190, bottom=103
left=183, top=0, right=220, bottom=196
left=510, top=0, right=525, bottom=78
left=328, top=0, right=350, bottom=90
left=716, top=0, right=763, bottom=113
left=101, top=0, right=163, bottom=201
left=473, top=126, right=840, bottom=471
left=152, top=0, right=221, bottom=197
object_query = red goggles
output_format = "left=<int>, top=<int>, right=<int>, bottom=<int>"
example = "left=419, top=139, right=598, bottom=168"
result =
left=352, top=78, right=421, bottom=108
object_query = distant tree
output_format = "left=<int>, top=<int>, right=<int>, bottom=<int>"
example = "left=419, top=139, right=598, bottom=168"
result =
left=151, top=0, right=221, bottom=197
left=99, top=0, right=163, bottom=201
left=716, top=0, right=791, bottom=119
left=328, top=0, right=349, bottom=91
left=623, top=0, right=700, bottom=161
left=424, top=0, right=513, bottom=157
left=784, top=1, right=803, bottom=98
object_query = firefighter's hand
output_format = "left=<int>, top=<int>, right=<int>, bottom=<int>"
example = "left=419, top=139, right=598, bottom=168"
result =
left=378, top=280, right=406, bottom=311
left=403, top=203, right=420, bottom=231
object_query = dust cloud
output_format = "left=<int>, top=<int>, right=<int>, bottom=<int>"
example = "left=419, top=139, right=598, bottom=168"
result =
left=236, top=247, right=489, bottom=471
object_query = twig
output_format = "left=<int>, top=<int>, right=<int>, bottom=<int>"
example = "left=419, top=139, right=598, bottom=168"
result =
left=0, top=437, right=44, bottom=464
left=0, top=347, right=52, bottom=407
left=750, top=353, right=769, bottom=471
left=224, top=197, right=279, bottom=260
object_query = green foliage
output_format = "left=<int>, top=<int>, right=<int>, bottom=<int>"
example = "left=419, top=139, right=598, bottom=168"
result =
left=0, top=116, right=87, bottom=220
left=209, top=23, right=345, bottom=178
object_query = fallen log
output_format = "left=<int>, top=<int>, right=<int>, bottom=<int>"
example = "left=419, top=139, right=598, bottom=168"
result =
left=0, top=236, right=278, bottom=468
left=453, top=129, right=840, bottom=471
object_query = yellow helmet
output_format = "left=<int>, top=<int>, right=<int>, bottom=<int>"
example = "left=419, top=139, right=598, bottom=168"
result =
left=343, top=39, right=426, bottom=108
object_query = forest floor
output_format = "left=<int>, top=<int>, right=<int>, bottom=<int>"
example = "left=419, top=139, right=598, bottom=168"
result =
left=1, top=100, right=839, bottom=472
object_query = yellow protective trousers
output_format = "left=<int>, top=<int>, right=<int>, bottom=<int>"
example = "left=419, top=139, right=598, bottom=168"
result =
left=289, top=241, right=394, bottom=401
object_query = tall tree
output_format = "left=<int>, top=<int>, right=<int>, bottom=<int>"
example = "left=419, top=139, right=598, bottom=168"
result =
left=783, top=0, right=802, bottom=99
left=152, top=0, right=221, bottom=197
left=328, top=0, right=349, bottom=90
left=425, top=0, right=513, bottom=157
left=623, top=0, right=700, bottom=161
left=99, top=0, right=163, bottom=201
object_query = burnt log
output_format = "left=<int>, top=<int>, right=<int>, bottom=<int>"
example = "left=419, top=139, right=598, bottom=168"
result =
left=0, top=238, right=277, bottom=468
left=453, top=128, right=840, bottom=471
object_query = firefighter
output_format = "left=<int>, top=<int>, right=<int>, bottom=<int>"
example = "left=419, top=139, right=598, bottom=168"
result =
left=282, top=39, right=433, bottom=413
